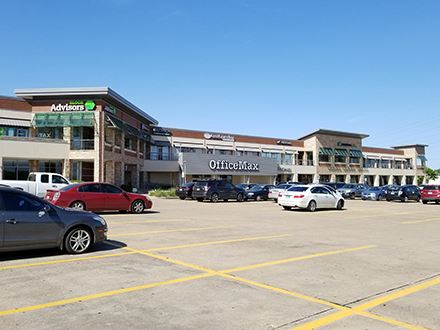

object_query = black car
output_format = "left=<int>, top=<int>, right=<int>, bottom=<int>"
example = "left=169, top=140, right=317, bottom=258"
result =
left=236, top=183, right=258, bottom=191
left=245, top=184, right=275, bottom=201
left=323, top=182, right=346, bottom=191
left=386, top=185, right=421, bottom=202
left=0, top=187, right=107, bottom=254
left=176, top=182, right=195, bottom=200
left=193, top=180, right=246, bottom=202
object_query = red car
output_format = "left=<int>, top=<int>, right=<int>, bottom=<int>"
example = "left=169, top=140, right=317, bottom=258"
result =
left=45, top=182, right=153, bottom=213
left=421, top=185, right=440, bottom=204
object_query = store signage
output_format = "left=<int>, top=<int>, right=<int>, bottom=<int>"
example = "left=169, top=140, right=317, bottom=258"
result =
left=277, top=140, right=292, bottom=146
left=337, top=142, right=356, bottom=147
left=203, top=132, right=235, bottom=142
left=51, top=100, right=96, bottom=112
left=104, top=105, right=117, bottom=114
left=209, top=159, right=259, bottom=172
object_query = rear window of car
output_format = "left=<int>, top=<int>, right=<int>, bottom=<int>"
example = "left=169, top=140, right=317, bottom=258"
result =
left=60, top=184, right=80, bottom=191
left=424, top=185, right=440, bottom=190
left=276, top=184, right=289, bottom=189
left=182, top=183, right=194, bottom=188
left=287, top=186, right=308, bottom=192
left=194, top=181, right=210, bottom=188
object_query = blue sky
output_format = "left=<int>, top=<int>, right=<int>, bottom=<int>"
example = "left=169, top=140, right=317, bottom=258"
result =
left=1, top=0, right=439, bottom=167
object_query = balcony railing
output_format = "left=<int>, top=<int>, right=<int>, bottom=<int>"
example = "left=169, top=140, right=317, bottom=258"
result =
left=146, top=152, right=179, bottom=161
left=71, top=139, right=95, bottom=150
left=297, top=160, right=314, bottom=166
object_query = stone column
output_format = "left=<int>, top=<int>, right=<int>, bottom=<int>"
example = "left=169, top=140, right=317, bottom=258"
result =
left=401, top=175, right=407, bottom=185
left=360, top=174, right=365, bottom=184
left=374, top=175, right=380, bottom=187
left=313, top=174, right=319, bottom=183
left=330, top=174, right=336, bottom=182
left=388, top=175, right=394, bottom=185
left=413, top=176, right=418, bottom=185
left=292, top=173, right=298, bottom=182
left=63, top=159, right=70, bottom=180
left=345, top=175, right=351, bottom=184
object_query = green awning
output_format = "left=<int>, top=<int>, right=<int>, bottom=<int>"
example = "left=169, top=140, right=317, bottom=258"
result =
left=106, top=114, right=151, bottom=141
left=33, top=112, right=95, bottom=127
left=319, top=147, right=334, bottom=155
left=106, top=114, right=125, bottom=131
left=418, top=155, right=428, bottom=162
left=350, top=149, right=364, bottom=157
left=334, top=148, right=349, bottom=156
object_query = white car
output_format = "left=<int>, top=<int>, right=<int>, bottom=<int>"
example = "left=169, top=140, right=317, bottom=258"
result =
left=268, top=184, right=293, bottom=202
left=278, top=184, right=345, bottom=212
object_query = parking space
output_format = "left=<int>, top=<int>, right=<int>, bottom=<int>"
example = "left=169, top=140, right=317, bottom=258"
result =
left=0, top=198, right=439, bottom=329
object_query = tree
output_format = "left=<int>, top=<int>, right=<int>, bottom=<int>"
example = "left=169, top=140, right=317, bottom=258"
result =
left=425, top=167, right=440, bottom=182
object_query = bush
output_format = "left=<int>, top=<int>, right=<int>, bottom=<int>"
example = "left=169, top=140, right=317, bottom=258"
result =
left=148, top=188, right=177, bottom=198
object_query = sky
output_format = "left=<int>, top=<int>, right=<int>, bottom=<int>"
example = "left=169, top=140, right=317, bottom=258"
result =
left=1, top=0, right=439, bottom=167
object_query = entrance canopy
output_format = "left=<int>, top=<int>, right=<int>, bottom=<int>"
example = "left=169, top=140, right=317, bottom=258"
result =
left=33, top=112, right=95, bottom=127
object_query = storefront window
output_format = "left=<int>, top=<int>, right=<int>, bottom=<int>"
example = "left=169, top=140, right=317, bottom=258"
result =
left=283, top=154, right=293, bottom=165
left=349, top=157, right=360, bottom=164
left=335, top=155, right=346, bottom=163
left=2, top=159, right=30, bottom=180
left=71, top=127, right=94, bottom=150
left=0, top=126, right=29, bottom=138
left=319, top=154, right=330, bottom=162
left=36, top=127, right=63, bottom=139
left=39, top=160, right=62, bottom=173
left=218, top=149, right=233, bottom=155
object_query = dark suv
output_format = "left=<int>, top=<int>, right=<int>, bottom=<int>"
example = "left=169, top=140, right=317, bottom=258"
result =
left=386, top=185, right=421, bottom=202
left=193, top=180, right=246, bottom=202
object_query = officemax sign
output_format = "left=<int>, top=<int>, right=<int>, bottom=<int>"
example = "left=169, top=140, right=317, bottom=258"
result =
left=51, top=100, right=96, bottom=112
left=209, top=159, right=259, bottom=172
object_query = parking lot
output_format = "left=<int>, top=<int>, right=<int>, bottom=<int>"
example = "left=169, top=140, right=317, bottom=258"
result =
left=1, top=198, right=439, bottom=329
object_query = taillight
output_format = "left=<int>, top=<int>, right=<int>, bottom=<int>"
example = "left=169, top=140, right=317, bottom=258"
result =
left=278, top=193, right=283, bottom=197
left=294, top=195, right=305, bottom=198
left=53, top=192, right=60, bottom=201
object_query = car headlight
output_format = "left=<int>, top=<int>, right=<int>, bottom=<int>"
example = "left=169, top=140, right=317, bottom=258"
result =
left=93, top=216, right=107, bottom=226
left=248, top=193, right=254, bottom=195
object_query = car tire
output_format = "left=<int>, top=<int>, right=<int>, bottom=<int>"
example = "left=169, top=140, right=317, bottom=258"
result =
left=131, top=200, right=145, bottom=214
left=65, top=227, right=92, bottom=254
left=179, top=196, right=186, bottom=200
left=386, top=198, right=392, bottom=202
left=436, top=201, right=439, bottom=204
left=377, top=194, right=383, bottom=201
left=237, top=193, right=244, bottom=202
left=274, top=198, right=278, bottom=203
left=336, top=200, right=344, bottom=210
left=307, top=200, right=317, bottom=212
left=256, top=195, right=262, bottom=201
left=197, top=198, right=204, bottom=202
left=223, top=199, right=229, bottom=202
left=210, top=193, right=219, bottom=203
left=283, top=206, right=292, bottom=210
left=402, top=196, right=409, bottom=203
left=422, top=200, right=428, bottom=204
left=70, top=201, right=86, bottom=211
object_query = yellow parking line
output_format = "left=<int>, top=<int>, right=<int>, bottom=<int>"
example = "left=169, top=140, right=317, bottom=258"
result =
left=147, top=234, right=291, bottom=252
left=294, top=276, right=440, bottom=329
left=0, top=252, right=136, bottom=271
left=401, top=218, right=440, bottom=225
left=223, top=245, right=375, bottom=273
left=109, top=219, right=190, bottom=225
left=110, top=225, right=234, bottom=238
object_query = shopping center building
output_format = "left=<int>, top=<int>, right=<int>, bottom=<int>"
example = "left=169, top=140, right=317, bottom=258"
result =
left=0, top=87, right=429, bottom=188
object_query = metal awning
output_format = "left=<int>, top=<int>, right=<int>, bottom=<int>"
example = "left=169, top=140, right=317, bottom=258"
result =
left=319, top=147, right=334, bottom=155
left=334, top=148, right=349, bottom=156
left=418, top=155, right=428, bottom=162
left=236, top=146, right=261, bottom=152
left=0, top=118, right=31, bottom=127
left=106, top=114, right=150, bottom=141
left=349, top=149, right=364, bottom=157
left=33, top=112, right=95, bottom=127
left=210, top=145, right=236, bottom=151
left=175, top=142, right=205, bottom=149
left=262, top=148, right=284, bottom=153
left=394, top=158, right=407, bottom=162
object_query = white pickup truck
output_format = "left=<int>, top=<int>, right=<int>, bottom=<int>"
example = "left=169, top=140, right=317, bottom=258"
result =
left=0, top=172, right=71, bottom=198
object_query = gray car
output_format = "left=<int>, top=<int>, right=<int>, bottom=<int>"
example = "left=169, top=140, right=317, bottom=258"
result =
left=338, top=184, right=369, bottom=199
left=0, top=187, right=108, bottom=254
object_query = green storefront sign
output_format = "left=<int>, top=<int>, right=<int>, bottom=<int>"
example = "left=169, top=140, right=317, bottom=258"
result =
left=50, top=100, right=96, bottom=112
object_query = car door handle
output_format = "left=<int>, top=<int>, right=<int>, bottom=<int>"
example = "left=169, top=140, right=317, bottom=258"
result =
left=6, top=219, right=17, bottom=224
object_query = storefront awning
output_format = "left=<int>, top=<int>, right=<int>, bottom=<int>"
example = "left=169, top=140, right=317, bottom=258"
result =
left=175, top=142, right=205, bottom=149
left=0, top=118, right=31, bottom=127
left=349, top=149, right=364, bottom=157
left=334, top=148, right=349, bottom=156
left=319, top=147, right=334, bottom=156
left=236, top=146, right=261, bottom=152
left=33, top=112, right=95, bottom=127
left=106, top=114, right=150, bottom=142
left=418, top=155, right=428, bottom=162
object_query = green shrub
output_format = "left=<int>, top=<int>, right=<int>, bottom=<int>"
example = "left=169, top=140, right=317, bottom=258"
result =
left=148, top=188, right=177, bottom=198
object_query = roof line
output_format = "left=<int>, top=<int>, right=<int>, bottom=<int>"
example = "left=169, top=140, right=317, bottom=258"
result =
left=298, top=128, right=369, bottom=140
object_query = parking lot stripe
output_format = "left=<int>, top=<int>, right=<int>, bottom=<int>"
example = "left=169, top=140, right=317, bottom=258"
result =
left=146, top=234, right=291, bottom=252
left=0, top=252, right=137, bottom=271
left=108, top=219, right=190, bottom=225
left=293, top=276, right=440, bottom=329
left=109, top=225, right=234, bottom=237
left=222, top=245, right=375, bottom=273
left=0, top=273, right=213, bottom=317
left=401, top=218, right=440, bottom=225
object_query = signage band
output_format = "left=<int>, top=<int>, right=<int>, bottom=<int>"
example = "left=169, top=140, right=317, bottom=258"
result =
left=209, top=159, right=259, bottom=172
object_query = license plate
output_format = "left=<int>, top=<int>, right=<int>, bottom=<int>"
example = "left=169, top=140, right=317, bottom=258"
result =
left=428, top=192, right=433, bottom=194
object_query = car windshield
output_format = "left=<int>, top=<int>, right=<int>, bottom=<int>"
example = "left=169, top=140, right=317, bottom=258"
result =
left=60, top=184, right=80, bottom=191
left=275, top=184, right=290, bottom=189
left=287, top=186, right=308, bottom=192
left=342, top=184, right=355, bottom=189
left=424, top=185, right=440, bottom=190
left=389, top=186, right=400, bottom=191
left=249, top=185, right=264, bottom=192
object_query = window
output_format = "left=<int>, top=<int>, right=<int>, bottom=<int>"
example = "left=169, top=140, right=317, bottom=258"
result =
left=52, top=175, right=68, bottom=184
left=79, top=184, right=101, bottom=193
left=102, top=184, right=122, bottom=194
left=28, top=174, right=36, bottom=182
left=335, top=155, right=346, bottom=163
left=36, top=127, right=63, bottom=139
left=2, top=159, right=30, bottom=180
left=2, top=191, right=43, bottom=212
left=225, top=183, right=234, bottom=189
left=39, top=160, right=62, bottom=173
left=0, top=126, right=29, bottom=138
left=319, top=154, right=330, bottom=162
left=125, top=137, right=136, bottom=151
left=349, top=157, right=360, bottom=164
left=41, top=174, right=49, bottom=183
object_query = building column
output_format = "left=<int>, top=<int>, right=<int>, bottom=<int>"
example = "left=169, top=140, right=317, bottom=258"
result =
left=359, top=174, right=365, bottom=184
left=387, top=175, right=393, bottom=185
left=401, top=175, right=407, bottom=185
left=413, top=176, right=418, bottom=185
left=345, top=175, right=351, bottom=184
left=374, top=175, right=380, bottom=187
left=313, top=174, right=319, bottom=183
left=330, top=174, right=336, bottom=182
left=292, top=173, right=298, bottom=182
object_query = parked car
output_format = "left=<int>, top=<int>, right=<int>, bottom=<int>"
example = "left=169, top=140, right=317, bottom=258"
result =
left=236, top=183, right=258, bottom=191
left=361, top=186, right=386, bottom=201
left=421, top=185, right=440, bottom=204
left=192, top=180, right=246, bottom=202
left=268, top=184, right=293, bottom=202
left=245, top=184, right=275, bottom=201
left=338, top=184, right=369, bottom=199
left=385, top=185, right=421, bottom=202
left=0, top=187, right=107, bottom=254
left=324, top=182, right=346, bottom=191
left=278, top=184, right=345, bottom=212
left=0, top=172, right=70, bottom=198
left=45, top=183, right=153, bottom=213
left=176, top=182, right=195, bottom=200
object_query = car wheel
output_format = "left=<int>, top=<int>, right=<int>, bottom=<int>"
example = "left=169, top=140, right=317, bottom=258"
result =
left=237, top=193, right=244, bottom=202
left=283, top=206, right=292, bottom=210
left=422, top=200, right=428, bottom=204
left=386, top=198, right=391, bottom=202
left=274, top=198, right=278, bottom=203
left=402, top=196, right=409, bottom=203
left=70, top=201, right=86, bottom=211
left=65, top=227, right=92, bottom=254
left=131, top=200, right=145, bottom=214
left=256, top=195, right=262, bottom=201
left=210, top=193, right=219, bottom=203
left=197, top=198, right=204, bottom=202
left=416, top=197, right=421, bottom=203
left=307, top=200, right=317, bottom=212
left=436, top=200, right=439, bottom=204
left=336, top=200, right=344, bottom=210
left=377, top=194, right=383, bottom=201
left=179, top=196, right=186, bottom=200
